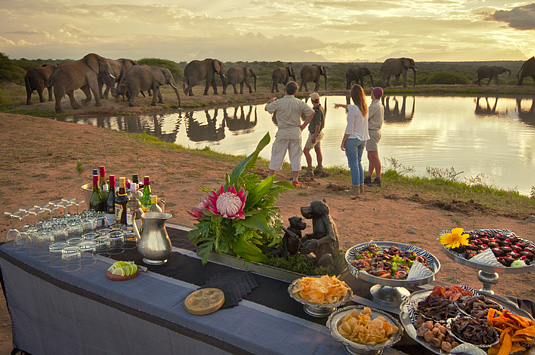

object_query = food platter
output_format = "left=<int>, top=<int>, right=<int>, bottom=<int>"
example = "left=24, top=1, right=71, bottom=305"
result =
left=288, top=276, right=353, bottom=317
left=345, top=241, right=441, bottom=307
left=327, top=305, right=403, bottom=355
left=440, top=229, right=535, bottom=294
left=399, top=289, right=534, bottom=355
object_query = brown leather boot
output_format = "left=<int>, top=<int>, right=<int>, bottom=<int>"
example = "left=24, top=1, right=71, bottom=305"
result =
left=350, top=186, right=360, bottom=199
left=359, top=185, right=364, bottom=193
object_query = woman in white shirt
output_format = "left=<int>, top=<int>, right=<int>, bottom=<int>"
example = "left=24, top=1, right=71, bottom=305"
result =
left=334, top=84, right=370, bottom=196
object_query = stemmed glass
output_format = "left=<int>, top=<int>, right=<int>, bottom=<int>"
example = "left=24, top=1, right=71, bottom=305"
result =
left=62, top=197, right=76, bottom=215
left=71, top=198, right=85, bottom=214
left=4, top=210, right=20, bottom=249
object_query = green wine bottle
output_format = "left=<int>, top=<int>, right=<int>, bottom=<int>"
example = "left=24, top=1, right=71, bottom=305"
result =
left=89, top=175, right=103, bottom=212
left=139, top=176, right=152, bottom=212
left=106, top=175, right=116, bottom=226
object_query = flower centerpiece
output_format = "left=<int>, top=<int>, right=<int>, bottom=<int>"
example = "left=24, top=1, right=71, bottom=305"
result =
left=440, top=228, right=469, bottom=249
left=188, top=133, right=294, bottom=265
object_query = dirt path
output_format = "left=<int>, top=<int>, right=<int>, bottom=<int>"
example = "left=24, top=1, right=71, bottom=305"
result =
left=1, top=100, right=534, bottom=352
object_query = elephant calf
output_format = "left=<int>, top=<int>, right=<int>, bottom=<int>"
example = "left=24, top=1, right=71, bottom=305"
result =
left=476, top=65, right=510, bottom=86
left=121, top=65, right=181, bottom=107
left=24, top=64, right=54, bottom=105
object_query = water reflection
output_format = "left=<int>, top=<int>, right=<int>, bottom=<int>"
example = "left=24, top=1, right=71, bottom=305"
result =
left=224, top=106, right=258, bottom=133
left=517, top=97, right=535, bottom=126
left=382, top=96, right=415, bottom=123
left=57, top=95, right=535, bottom=195
left=185, top=109, right=226, bottom=142
left=474, top=97, right=500, bottom=116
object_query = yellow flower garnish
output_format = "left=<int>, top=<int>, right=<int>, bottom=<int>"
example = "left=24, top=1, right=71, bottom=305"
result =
left=440, top=228, right=469, bottom=249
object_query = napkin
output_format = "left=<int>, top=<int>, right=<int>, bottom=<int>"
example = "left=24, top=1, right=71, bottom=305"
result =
left=201, top=271, right=258, bottom=308
left=469, top=248, right=502, bottom=267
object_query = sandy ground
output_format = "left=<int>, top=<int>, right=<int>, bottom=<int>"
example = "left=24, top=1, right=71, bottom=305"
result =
left=1, top=88, right=534, bottom=353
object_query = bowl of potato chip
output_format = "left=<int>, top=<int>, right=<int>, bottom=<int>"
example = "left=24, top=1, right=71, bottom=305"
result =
left=327, top=305, right=403, bottom=355
left=288, top=275, right=353, bottom=317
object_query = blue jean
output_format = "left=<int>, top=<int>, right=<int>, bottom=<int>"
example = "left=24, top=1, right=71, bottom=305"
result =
left=345, top=138, right=365, bottom=186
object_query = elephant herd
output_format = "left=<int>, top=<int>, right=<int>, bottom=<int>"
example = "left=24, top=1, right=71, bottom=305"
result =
left=24, top=55, right=535, bottom=113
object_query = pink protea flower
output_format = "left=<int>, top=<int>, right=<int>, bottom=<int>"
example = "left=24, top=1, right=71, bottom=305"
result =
left=187, top=197, right=211, bottom=220
left=208, top=185, right=246, bottom=219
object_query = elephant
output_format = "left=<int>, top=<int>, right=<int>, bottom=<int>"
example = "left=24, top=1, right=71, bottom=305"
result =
left=476, top=66, right=510, bottom=86
left=299, top=65, right=327, bottom=92
left=271, top=66, right=296, bottom=93
left=115, top=83, right=149, bottom=102
left=183, top=58, right=225, bottom=96
left=380, top=58, right=417, bottom=87
left=120, top=65, right=181, bottom=107
left=222, top=66, right=257, bottom=94
left=346, top=66, right=373, bottom=89
left=518, top=57, right=535, bottom=86
left=24, top=64, right=54, bottom=104
left=99, top=58, right=137, bottom=99
left=49, top=53, right=114, bottom=113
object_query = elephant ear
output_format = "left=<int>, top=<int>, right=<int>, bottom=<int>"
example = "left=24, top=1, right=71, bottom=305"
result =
left=151, top=67, right=166, bottom=85
left=83, top=53, right=101, bottom=74
left=213, top=60, right=221, bottom=74
left=402, top=58, right=410, bottom=69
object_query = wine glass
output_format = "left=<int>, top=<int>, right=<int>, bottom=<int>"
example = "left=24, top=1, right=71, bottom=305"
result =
left=71, top=198, right=85, bottom=214
left=4, top=210, right=20, bottom=249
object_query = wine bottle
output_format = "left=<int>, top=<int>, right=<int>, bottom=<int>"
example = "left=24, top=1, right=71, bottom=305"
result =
left=99, top=166, right=109, bottom=206
left=126, top=183, right=143, bottom=229
left=106, top=175, right=116, bottom=226
left=149, top=195, right=162, bottom=213
left=115, top=177, right=129, bottom=225
left=89, top=175, right=103, bottom=212
left=139, top=176, right=152, bottom=212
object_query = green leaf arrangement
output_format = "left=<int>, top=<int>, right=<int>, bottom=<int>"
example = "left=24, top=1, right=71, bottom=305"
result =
left=187, top=132, right=294, bottom=265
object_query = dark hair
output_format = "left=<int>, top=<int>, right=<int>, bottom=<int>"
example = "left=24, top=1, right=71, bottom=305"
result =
left=350, top=84, right=368, bottom=117
left=285, top=81, right=298, bottom=95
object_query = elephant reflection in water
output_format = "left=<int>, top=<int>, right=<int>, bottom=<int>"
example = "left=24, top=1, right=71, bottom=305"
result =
left=224, top=105, right=258, bottom=133
left=474, top=97, right=500, bottom=116
left=185, top=109, right=226, bottom=142
left=382, top=96, right=415, bottom=123
left=148, top=114, right=181, bottom=143
left=517, top=97, right=535, bottom=125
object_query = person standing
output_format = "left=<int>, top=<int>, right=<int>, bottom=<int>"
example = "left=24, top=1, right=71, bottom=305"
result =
left=364, top=87, right=385, bottom=186
left=334, top=84, right=369, bottom=197
left=302, top=92, right=325, bottom=177
left=265, top=81, right=315, bottom=188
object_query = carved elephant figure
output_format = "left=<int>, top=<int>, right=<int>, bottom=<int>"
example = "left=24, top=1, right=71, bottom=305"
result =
left=99, top=58, right=138, bottom=99
left=299, top=64, right=328, bottom=92
left=380, top=58, right=417, bottom=87
left=476, top=65, right=511, bottom=86
left=271, top=66, right=296, bottom=93
left=223, top=66, right=257, bottom=94
left=121, top=65, right=181, bottom=107
left=49, top=53, right=114, bottom=113
left=183, top=58, right=225, bottom=96
left=346, top=66, right=373, bottom=89
left=518, top=57, right=535, bottom=86
left=24, top=64, right=54, bottom=105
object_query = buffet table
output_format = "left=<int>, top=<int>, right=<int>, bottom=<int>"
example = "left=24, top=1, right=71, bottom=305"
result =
left=0, top=224, right=532, bottom=355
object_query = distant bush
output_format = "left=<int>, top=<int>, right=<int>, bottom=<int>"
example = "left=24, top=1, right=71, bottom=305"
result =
left=0, top=53, right=25, bottom=84
left=423, top=71, right=469, bottom=85
left=138, top=58, right=183, bottom=81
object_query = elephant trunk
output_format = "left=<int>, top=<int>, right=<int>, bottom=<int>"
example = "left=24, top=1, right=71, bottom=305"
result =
left=506, top=69, right=511, bottom=77
left=412, top=69, right=417, bottom=86
left=370, top=75, right=374, bottom=87
left=254, top=76, right=257, bottom=92
left=170, top=83, right=181, bottom=107
left=324, top=75, right=328, bottom=90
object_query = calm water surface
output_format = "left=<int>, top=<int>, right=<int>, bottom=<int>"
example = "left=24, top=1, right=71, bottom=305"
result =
left=59, top=95, right=535, bottom=195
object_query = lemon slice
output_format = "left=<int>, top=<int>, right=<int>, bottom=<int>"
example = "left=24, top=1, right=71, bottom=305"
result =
left=112, top=267, right=125, bottom=276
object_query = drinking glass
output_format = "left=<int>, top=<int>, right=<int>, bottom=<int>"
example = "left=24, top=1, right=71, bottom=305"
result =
left=94, top=236, right=110, bottom=255
left=82, top=232, right=98, bottom=241
left=61, top=245, right=81, bottom=272
left=107, top=231, right=124, bottom=255
left=13, top=211, right=29, bottom=234
left=122, top=231, right=138, bottom=250
left=79, top=241, right=97, bottom=266
left=67, top=237, right=83, bottom=246
left=34, top=230, right=54, bottom=262
left=49, top=242, right=68, bottom=267
left=14, top=231, right=31, bottom=253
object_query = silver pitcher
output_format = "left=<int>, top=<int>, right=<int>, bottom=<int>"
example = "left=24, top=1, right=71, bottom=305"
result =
left=133, top=212, right=172, bottom=265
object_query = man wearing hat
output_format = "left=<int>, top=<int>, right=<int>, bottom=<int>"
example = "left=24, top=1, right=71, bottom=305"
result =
left=364, top=87, right=385, bottom=186
left=302, top=92, right=325, bottom=177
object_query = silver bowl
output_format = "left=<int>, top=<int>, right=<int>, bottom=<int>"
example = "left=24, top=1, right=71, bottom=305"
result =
left=345, top=242, right=441, bottom=307
left=288, top=276, right=353, bottom=318
left=327, top=305, right=403, bottom=355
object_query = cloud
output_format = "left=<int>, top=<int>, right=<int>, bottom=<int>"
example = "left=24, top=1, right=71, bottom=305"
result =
left=491, top=3, right=535, bottom=30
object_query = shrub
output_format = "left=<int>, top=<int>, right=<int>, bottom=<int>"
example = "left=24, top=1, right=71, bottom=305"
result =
left=0, top=53, right=25, bottom=84
left=424, top=71, right=469, bottom=85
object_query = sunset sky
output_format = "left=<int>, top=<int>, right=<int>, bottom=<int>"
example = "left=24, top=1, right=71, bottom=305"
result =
left=1, top=0, right=534, bottom=63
